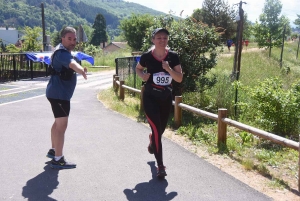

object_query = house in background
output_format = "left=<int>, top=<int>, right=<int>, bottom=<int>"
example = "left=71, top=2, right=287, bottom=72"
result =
left=102, top=42, right=128, bottom=53
left=0, top=27, right=22, bottom=46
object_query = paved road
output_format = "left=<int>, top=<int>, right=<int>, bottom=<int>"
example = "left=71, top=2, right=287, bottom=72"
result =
left=0, top=71, right=272, bottom=201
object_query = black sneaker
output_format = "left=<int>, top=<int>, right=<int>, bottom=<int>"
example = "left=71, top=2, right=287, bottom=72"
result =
left=46, top=149, right=55, bottom=159
left=157, top=165, right=167, bottom=179
left=148, top=133, right=154, bottom=154
left=50, top=156, right=76, bottom=169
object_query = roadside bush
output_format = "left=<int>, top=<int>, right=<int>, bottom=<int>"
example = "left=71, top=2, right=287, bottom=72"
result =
left=84, top=44, right=102, bottom=57
left=239, top=77, right=300, bottom=138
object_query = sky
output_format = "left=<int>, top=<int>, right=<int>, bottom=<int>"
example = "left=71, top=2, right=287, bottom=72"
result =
left=126, top=0, right=299, bottom=27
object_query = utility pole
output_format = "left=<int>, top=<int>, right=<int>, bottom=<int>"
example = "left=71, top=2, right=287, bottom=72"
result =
left=234, top=1, right=247, bottom=117
left=297, top=35, right=300, bottom=59
left=41, top=2, right=46, bottom=51
left=232, top=17, right=239, bottom=75
left=236, top=1, right=246, bottom=77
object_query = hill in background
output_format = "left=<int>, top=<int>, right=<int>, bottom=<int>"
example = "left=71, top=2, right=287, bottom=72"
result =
left=0, top=0, right=168, bottom=37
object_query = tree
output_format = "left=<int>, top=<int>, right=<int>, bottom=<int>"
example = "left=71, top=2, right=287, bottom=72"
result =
left=241, top=14, right=252, bottom=40
left=201, top=0, right=237, bottom=40
left=6, top=44, right=20, bottom=53
left=191, top=8, right=204, bottom=22
left=0, top=39, right=5, bottom=52
left=51, top=26, right=70, bottom=47
left=90, top=13, right=108, bottom=47
left=279, top=15, right=292, bottom=37
left=294, top=14, right=300, bottom=29
left=253, top=0, right=283, bottom=57
left=22, top=26, right=42, bottom=51
left=82, top=24, right=93, bottom=43
left=119, top=14, right=154, bottom=51
left=51, top=31, right=61, bottom=47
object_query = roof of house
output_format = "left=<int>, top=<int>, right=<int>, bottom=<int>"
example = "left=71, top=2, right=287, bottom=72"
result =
left=110, top=42, right=128, bottom=49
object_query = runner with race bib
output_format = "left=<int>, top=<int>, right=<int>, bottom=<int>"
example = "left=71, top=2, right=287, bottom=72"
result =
left=135, top=28, right=183, bottom=179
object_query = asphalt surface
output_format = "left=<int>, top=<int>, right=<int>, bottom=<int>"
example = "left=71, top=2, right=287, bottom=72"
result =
left=0, top=71, right=272, bottom=201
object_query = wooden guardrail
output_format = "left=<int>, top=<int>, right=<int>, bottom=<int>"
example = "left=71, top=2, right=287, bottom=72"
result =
left=113, top=74, right=300, bottom=191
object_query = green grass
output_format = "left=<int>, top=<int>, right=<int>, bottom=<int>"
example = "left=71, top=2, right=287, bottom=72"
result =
left=82, top=49, right=132, bottom=73
left=97, top=87, right=143, bottom=120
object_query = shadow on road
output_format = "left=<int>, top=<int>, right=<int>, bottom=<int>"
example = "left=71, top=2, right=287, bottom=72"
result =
left=22, top=163, right=59, bottom=201
left=123, top=161, right=178, bottom=201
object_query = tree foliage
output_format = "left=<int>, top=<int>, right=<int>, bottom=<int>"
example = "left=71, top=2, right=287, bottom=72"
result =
left=252, top=0, right=283, bottom=56
left=279, top=15, right=292, bottom=36
left=6, top=44, right=20, bottom=53
left=22, top=26, right=42, bottom=51
left=141, top=15, right=222, bottom=94
left=0, top=38, right=5, bottom=52
left=119, top=14, right=154, bottom=51
left=294, top=14, right=300, bottom=29
left=90, top=13, right=108, bottom=46
left=191, top=8, right=204, bottom=22
left=51, top=31, right=61, bottom=47
left=244, top=77, right=300, bottom=138
left=242, top=14, right=253, bottom=41
left=200, top=0, right=237, bottom=40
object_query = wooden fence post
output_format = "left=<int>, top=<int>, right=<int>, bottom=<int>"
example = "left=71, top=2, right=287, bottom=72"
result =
left=218, top=108, right=228, bottom=147
left=13, top=55, right=17, bottom=81
left=298, top=134, right=300, bottom=192
left=140, top=85, right=145, bottom=113
left=174, top=96, right=182, bottom=128
left=115, top=76, right=119, bottom=92
left=113, top=74, right=117, bottom=89
left=120, top=80, right=125, bottom=100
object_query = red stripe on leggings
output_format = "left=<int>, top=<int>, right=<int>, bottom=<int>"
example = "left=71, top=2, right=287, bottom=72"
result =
left=146, top=115, right=159, bottom=153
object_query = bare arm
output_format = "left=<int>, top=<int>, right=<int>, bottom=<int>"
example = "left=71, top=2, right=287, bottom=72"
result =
left=69, top=61, right=87, bottom=80
left=136, top=62, right=150, bottom=81
left=162, top=61, right=183, bottom=83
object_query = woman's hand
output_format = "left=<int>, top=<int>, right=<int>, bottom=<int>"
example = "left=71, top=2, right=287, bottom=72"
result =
left=162, top=61, right=183, bottom=83
left=162, top=61, right=172, bottom=72
left=142, top=73, right=151, bottom=81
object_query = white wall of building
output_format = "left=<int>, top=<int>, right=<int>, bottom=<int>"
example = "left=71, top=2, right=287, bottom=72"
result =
left=0, top=28, right=19, bottom=45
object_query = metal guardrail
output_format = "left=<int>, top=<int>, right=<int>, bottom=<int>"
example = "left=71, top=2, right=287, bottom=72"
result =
left=0, top=52, right=49, bottom=82
left=115, top=56, right=141, bottom=89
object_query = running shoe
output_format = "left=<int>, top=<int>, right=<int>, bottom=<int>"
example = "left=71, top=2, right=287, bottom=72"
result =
left=50, top=156, right=76, bottom=169
left=148, top=133, right=154, bottom=154
left=46, top=149, right=55, bottom=159
left=157, top=165, right=167, bottom=179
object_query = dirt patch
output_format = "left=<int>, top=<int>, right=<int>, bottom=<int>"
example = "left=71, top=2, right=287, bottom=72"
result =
left=163, top=129, right=300, bottom=201
left=221, top=47, right=264, bottom=57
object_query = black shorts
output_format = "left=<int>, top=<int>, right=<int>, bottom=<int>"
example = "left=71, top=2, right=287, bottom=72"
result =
left=47, top=98, right=70, bottom=118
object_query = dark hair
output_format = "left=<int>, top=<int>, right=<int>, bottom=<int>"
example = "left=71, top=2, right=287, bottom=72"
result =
left=60, top=26, right=76, bottom=38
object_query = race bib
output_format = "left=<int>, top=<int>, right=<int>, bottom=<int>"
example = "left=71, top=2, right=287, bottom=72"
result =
left=153, top=72, right=172, bottom=86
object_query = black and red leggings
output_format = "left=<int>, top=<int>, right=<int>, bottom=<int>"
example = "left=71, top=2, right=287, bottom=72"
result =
left=143, top=89, right=172, bottom=166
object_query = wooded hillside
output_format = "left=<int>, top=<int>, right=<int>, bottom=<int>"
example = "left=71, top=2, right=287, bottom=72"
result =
left=0, top=0, right=167, bottom=36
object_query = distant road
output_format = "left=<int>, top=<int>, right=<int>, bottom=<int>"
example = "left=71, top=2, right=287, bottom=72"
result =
left=0, top=70, right=115, bottom=105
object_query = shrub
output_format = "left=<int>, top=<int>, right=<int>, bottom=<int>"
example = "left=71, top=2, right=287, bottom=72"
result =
left=242, top=77, right=300, bottom=138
